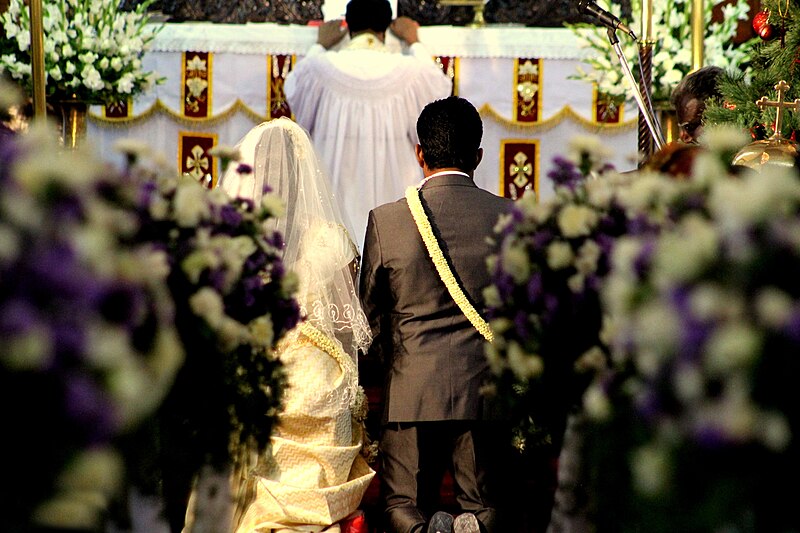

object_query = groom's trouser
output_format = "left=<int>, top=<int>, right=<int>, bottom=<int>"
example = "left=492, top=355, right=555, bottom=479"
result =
left=379, top=421, right=506, bottom=533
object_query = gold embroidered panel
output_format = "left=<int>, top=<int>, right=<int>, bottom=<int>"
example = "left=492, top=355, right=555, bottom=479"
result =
left=499, top=140, right=538, bottom=200
left=514, top=58, right=542, bottom=123
left=179, top=132, right=218, bottom=188
left=268, top=54, right=294, bottom=120
left=594, top=87, right=624, bottom=124
left=103, top=99, right=131, bottom=120
left=182, top=51, right=212, bottom=118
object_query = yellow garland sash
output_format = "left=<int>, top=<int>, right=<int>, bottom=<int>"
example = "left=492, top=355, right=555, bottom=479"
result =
left=405, top=186, right=494, bottom=343
left=297, top=321, right=357, bottom=379
left=296, top=321, right=371, bottom=441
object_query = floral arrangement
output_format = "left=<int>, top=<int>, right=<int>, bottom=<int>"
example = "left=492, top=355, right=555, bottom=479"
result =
left=573, top=128, right=800, bottom=532
left=486, top=126, right=800, bottom=530
left=568, top=0, right=754, bottom=107
left=0, top=0, right=162, bottom=104
left=0, top=110, right=183, bottom=529
left=0, top=75, right=300, bottom=530
left=483, top=136, right=652, bottom=448
left=108, top=142, right=300, bottom=528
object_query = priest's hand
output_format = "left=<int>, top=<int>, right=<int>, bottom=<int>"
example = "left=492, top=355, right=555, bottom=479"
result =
left=390, top=16, right=420, bottom=45
left=318, top=20, right=347, bottom=49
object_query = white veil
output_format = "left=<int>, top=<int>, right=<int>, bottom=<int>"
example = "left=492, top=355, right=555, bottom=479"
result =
left=220, top=118, right=371, bottom=360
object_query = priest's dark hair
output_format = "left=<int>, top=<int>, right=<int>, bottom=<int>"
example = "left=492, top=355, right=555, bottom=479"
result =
left=417, top=96, right=483, bottom=172
left=345, top=0, right=392, bottom=35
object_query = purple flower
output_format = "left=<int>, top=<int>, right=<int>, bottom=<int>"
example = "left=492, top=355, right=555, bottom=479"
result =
left=219, top=203, right=244, bottom=228
left=236, top=163, right=253, bottom=175
left=633, top=240, right=656, bottom=279
left=526, top=271, right=543, bottom=303
left=547, top=156, right=584, bottom=190
left=63, top=373, right=117, bottom=443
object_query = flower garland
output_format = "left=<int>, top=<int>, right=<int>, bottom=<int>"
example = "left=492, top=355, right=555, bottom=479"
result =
left=297, top=321, right=357, bottom=384
left=297, top=321, right=370, bottom=444
left=405, top=186, right=493, bottom=343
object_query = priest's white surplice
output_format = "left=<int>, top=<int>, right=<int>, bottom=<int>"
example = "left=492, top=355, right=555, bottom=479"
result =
left=285, top=34, right=452, bottom=252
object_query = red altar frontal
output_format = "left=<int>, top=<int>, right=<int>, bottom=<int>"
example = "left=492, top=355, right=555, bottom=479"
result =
left=87, top=23, right=638, bottom=202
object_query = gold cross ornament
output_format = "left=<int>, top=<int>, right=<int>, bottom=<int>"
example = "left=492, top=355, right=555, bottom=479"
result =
left=756, top=80, right=800, bottom=139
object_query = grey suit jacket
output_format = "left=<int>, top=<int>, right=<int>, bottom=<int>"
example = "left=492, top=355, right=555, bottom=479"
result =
left=359, top=174, right=513, bottom=423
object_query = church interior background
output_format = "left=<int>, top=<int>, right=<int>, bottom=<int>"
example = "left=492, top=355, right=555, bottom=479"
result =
left=78, top=0, right=661, bottom=204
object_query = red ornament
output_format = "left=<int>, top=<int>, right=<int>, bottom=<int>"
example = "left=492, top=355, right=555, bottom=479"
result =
left=753, top=9, right=776, bottom=40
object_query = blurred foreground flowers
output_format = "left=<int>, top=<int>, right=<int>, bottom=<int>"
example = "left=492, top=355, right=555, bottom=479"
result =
left=0, top=80, right=299, bottom=531
left=485, top=128, right=800, bottom=531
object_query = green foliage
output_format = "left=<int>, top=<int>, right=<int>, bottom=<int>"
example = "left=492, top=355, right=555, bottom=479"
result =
left=706, top=0, right=800, bottom=139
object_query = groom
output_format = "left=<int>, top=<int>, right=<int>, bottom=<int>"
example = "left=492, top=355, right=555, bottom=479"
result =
left=359, top=96, right=514, bottom=533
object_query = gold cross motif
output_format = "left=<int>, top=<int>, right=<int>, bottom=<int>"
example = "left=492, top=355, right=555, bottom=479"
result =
left=756, top=80, right=800, bottom=139
left=510, top=151, right=532, bottom=188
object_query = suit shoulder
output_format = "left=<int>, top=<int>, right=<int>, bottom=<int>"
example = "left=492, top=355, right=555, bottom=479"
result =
left=371, top=196, right=410, bottom=219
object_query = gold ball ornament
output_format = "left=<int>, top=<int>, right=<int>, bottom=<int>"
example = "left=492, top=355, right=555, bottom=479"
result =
left=731, top=137, right=800, bottom=170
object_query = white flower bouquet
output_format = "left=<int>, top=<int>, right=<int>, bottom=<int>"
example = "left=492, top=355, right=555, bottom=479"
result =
left=483, top=135, right=672, bottom=448
left=0, top=92, right=183, bottom=530
left=0, top=0, right=162, bottom=105
left=568, top=0, right=754, bottom=105
left=580, top=128, right=800, bottom=532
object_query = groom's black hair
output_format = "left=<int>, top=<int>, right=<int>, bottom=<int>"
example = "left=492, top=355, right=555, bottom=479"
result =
left=345, top=0, right=393, bottom=34
left=417, top=96, right=483, bottom=172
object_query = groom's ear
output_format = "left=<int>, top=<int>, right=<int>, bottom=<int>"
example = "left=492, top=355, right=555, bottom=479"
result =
left=414, top=144, right=425, bottom=168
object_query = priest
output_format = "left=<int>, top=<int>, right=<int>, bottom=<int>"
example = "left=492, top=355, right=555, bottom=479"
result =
left=284, top=0, right=452, bottom=252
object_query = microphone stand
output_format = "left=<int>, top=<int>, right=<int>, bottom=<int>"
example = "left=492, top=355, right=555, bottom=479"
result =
left=605, top=27, right=665, bottom=152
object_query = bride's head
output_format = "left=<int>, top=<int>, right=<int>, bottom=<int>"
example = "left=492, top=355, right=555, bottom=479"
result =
left=221, top=118, right=370, bottom=357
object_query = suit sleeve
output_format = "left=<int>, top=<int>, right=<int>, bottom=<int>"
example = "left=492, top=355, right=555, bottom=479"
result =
left=359, top=209, right=387, bottom=364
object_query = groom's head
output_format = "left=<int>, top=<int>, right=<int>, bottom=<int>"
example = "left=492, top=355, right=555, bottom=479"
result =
left=416, top=96, right=484, bottom=173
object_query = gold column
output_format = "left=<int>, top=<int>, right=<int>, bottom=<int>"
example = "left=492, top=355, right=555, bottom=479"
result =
left=638, top=0, right=655, bottom=160
left=691, top=0, right=704, bottom=71
left=28, top=0, right=47, bottom=118
left=641, top=0, right=653, bottom=41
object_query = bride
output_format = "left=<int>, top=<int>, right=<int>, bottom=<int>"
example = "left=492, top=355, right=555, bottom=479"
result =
left=219, top=118, right=375, bottom=533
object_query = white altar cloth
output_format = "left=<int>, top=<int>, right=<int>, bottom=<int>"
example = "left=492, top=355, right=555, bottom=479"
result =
left=87, top=23, right=639, bottom=204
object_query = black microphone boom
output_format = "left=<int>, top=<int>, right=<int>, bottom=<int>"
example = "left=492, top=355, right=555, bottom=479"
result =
left=577, top=0, right=637, bottom=39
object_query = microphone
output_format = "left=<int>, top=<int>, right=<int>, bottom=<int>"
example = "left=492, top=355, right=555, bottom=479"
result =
left=577, top=0, right=637, bottom=39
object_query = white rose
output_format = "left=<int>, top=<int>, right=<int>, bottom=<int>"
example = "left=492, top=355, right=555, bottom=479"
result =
left=567, top=273, right=585, bottom=293
left=506, top=341, right=544, bottom=380
left=583, top=382, right=611, bottom=421
left=546, top=240, right=573, bottom=270
left=754, top=287, right=793, bottom=329
left=759, top=412, right=791, bottom=452
left=632, top=301, right=680, bottom=373
left=86, top=323, right=133, bottom=368
left=249, top=315, right=274, bottom=347
left=482, top=285, right=502, bottom=309
left=501, top=241, right=531, bottom=283
left=575, top=240, right=601, bottom=275
left=557, top=204, right=598, bottom=238
left=189, top=287, right=225, bottom=328
left=173, top=180, right=211, bottom=227
left=632, top=444, right=670, bottom=496
left=705, top=322, right=761, bottom=375
left=260, top=193, right=286, bottom=218
left=116, top=72, right=134, bottom=93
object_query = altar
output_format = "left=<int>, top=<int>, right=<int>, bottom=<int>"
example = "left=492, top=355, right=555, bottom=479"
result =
left=87, top=22, right=639, bottom=202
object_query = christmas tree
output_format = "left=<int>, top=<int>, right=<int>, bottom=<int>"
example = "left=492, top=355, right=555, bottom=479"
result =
left=705, top=0, right=800, bottom=139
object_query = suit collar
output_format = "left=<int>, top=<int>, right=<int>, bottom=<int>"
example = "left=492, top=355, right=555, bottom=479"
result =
left=418, top=172, right=476, bottom=190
